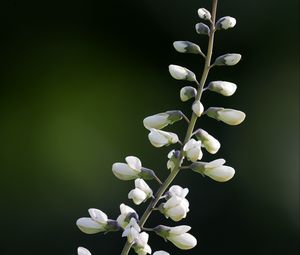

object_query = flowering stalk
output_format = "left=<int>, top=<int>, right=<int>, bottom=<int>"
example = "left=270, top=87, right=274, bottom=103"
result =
left=76, top=0, right=246, bottom=254
left=120, top=0, right=219, bottom=254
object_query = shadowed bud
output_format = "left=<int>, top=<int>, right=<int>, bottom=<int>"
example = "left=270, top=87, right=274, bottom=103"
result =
left=216, top=16, right=236, bottom=30
left=208, top=81, right=237, bottom=96
left=214, top=53, right=241, bottom=66
left=180, top=86, right=197, bottom=102
left=173, top=41, right=202, bottom=54
left=169, top=65, right=197, bottom=82
left=206, top=107, right=246, bottom=125
left=195, top=23, right=210, bottom=35
left=197, top=8, right=211, bottom=20
left=192, top=100, right=204, bottom=117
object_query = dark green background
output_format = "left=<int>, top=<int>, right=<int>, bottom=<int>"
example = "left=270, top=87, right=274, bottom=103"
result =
left=0, top=0, right=298, bottom=254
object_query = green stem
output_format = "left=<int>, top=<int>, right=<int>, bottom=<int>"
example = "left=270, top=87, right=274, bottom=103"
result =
left=120, top=1, right=218, bottom=254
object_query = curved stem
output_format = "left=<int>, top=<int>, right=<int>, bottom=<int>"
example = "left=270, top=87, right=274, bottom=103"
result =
left=120, top=1, right=218, bottom=254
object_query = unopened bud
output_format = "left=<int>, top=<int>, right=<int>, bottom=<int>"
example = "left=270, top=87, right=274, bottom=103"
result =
left=168, top=65, right=196, bottom=82
left=216, top=16, right=236, bottom=30
left=195, top=23, right=210, bottom=35
left=208, top=81, right=237, bottom=96
left=180, top=86, right=197, bottom=102
left=195, top=129, right=220, bottom=154
left=214, top=53, right=241, bottom=66
left=143, top=111, right=182, bottom=130
left=173, top=41, right=202, bottom=54
left=192, top=100, right=204, bottom=117
left=206, top=107, right=246, bottom=125
left=197, top=8, right=211, bottom=20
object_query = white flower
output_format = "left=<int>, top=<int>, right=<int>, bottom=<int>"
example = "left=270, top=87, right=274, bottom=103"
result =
left=167, top=225, right=197, bottom=250
left=112, top=156, right=142, bottom=180
left=216, top=16, right=236, bottom=30
left=76, top=209, right=108, bottom=234
left=128, top=178, right=153, bottom=205
left=208, top=81, right=237, bottom=96
left=197, top=8, right=211, bottom=20
left=168, top=65, right=196, bottom=82
left=206, top=107, right=246, bottom=125
left=78, top=247, right=92, bottom=255
left=153, top=251, right=170, bottom=255
left=192, top=100, right=204, bottom=117
left=191, top=159, right=235, bottom=182
left=133, top=232, right=152, bottom=255
left=148, top=128, right=179, bottom=147
left=195, top=129, right=220, bottom=154
left=173, top=41, right=202, bottom=54
left=180, top=86, right=197, bottom=102
left=215, top=53, right=241, bottom=66
left=117, top=203, right=138, bottom=228
left=122, top=218, right=141, bottom=243
left=160, top=185, right=189, bottom=222
left=183, top=139, right=203, bottom=162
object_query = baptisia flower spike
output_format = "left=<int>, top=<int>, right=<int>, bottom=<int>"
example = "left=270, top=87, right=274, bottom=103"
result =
left=128, top=178, right=153, bottom=205
left=206, top=107, right=246, bottom=125
left=76, top=209, right=120, bottom=234
left=78, top=247, right=92, bottom=255
left=183, top=138, right=203, bottom=162
left=148, top=128, right=179, bottom=148
left=155, top=225, right=197, bottom=250
left=191, top=159, right=235, bottom=182
left=160, top=185, right=190, bottom=221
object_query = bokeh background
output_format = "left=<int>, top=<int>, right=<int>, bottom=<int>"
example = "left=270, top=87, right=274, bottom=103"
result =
left=0, top=0, right=298, bottom=254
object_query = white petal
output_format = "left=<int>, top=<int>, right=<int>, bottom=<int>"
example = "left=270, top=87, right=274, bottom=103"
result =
left=125, top=156, right=142, bottom=171
left=205, top=158, right=226, bottom=168
left=78, top=247, right=92, bottom=255
left=168, top=233, right=197, bottom=250
left=153, top=251, right=170, bottom=255
left=143, top=114, right=169, bottom=130
left=204, top=165, right=235, bottom=182
left=112, top=163, right=139, bottom=180
left=128, top=188, right=147, bottom=205
left=76, top=218, right=105, bottom=234
left=169, top=225, right=191, bottom=235
left=168, top=65, right=188, bottom=80
left=218, top=109, right=246, bottom=125
left=88, top=209, right=108, bottom=224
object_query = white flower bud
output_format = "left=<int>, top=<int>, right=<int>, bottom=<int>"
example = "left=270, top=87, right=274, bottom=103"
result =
left=214, top=53, right=241, bottom=66
left=128, top=178, right=153, bottom=205
left=155, top=225, right=197, bottom=250
left=122, top=218, right=141, bottom=243
left=148, top=128, right=179, bottom=148
left=143, top=111, right=182, bottom=130
left=168, top=65, right=196, bottom=82
left=112, top=156, right=142, bottom=180
left=216, top=16, right=236, bottom=30
left=208, top=81, right=237, bottom=96
left=195, top=23, right=210, bottom=35
left=197, top=8, right=211, bottom=20
left=183, top=138, right=203, bottom=162
left=192, top=100, right=204, bottom=117
left=173, top=41, right=202, bottom=54
left=78, top=247, right=92, bottom=255
left=180, top=86, right=197, bottom=102
left=117, top=203, right=138, bottom=228
left=162, top=196, right=190, bottom=222
left=206, top=107, right=246, bottom=125
left=133, top=232, right=152, bottom=255
left=76, top=208, right=110, bottom=234
left=195, top=129, right=220, bottom=154
left=191, top=159, right=235, bottom=182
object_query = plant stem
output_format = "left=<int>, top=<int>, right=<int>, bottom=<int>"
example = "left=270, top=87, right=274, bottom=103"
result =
left=120, top=1, right=218, bottom=254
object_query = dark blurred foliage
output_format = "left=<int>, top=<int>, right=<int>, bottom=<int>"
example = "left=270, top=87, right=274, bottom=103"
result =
left=0, top=0, right=298, bottom=254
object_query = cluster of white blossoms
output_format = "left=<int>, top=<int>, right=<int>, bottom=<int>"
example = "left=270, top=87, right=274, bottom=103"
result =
left=76, top=2, right=245, bottom=255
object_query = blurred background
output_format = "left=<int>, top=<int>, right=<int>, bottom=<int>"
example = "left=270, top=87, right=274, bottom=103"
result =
left=0, top=0, right=298, bottom=254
